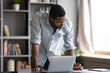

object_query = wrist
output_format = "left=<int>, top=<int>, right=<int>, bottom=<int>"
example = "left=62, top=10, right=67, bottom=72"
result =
left=31, top=65, right=39, bottom=69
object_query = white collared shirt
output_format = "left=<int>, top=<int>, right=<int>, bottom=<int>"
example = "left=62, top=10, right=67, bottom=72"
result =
left=31, top=11, right=75, bottom=66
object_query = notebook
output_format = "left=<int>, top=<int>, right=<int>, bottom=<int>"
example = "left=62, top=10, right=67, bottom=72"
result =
left=47, top=56, right=76, bottom=72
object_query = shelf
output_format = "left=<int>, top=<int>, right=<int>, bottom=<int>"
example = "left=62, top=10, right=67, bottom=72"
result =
left=30, top=2, right=56, bottom=5
left=3, top=55, right=30, bottom=57
left=3, top=36, right=30, bottom=39
left=0, top=0, right=57, bottom=72
left=3, top=10, right=29, bottom=13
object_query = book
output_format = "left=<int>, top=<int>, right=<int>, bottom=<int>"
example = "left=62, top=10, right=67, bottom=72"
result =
left=14, top=44, right=18, bottom=55
left=7, top=44, right=10, bottom=55
left=23, top=60, right=27, bottom=66
left=12, top=44, right=16, bottom=55
left=21, top=63, right=25, bottom=69
left=14, top=44, right=21, bottom=55
left=4, top=40, right=8, bottom=55
left=16, top=44, right=21, bottom=55
left=3, top=25, right=10, bottom=36
left=16, top=60, right=28, bottom=70
left=9, top=43, right=13, bottom=55
left=16, top=60, right=20, bottom=70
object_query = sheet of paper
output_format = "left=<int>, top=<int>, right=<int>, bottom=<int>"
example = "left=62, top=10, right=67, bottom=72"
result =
left=72, top=69, right=88, bottom=72
left=72, top=69, right=110, bottom=73
left=18, top=69, right=31, bottom=73
left=88, top=68, right=110, bottom=72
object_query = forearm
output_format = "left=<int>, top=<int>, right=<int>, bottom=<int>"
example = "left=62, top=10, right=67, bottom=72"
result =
left=31, top=43, right=40, bottom=67
left=66, top=49, right=74, bottom=56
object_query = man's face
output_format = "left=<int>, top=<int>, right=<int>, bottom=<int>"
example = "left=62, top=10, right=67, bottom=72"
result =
left=51, top=16, right=65, bottom=29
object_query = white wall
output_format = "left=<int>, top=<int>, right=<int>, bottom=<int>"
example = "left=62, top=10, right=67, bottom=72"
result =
left=58, top=0, right=77, bottom=25
left=58, top=0, right=78, bottom=53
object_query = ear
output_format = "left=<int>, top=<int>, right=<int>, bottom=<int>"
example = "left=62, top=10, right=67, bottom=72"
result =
left=49, top=16, right=54, bottom=21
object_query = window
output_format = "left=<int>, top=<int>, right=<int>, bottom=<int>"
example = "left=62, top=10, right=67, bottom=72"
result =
left=91, top=0, right=110, bottom=53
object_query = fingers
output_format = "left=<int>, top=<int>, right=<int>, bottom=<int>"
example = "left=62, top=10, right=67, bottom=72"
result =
left=73, top=64, right=83, bottom=70
left=32, top=68, right=40, bottom=72
left=40, top=68, right=45, bottom=71
left=80, top=66, right=83, bottom=70
left=32, top=67, right=44, bottom=72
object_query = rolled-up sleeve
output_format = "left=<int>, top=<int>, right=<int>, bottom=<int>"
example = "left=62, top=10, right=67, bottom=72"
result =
left=31, top=13, right=41, bottom=44
left=63, top=19, right=75, bottom=51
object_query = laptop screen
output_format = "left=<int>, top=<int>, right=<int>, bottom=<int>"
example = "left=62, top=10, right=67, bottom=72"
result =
left=47, top=56, right=76, bottom=72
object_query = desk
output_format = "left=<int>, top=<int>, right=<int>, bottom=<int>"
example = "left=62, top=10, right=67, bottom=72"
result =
left=2, top=69, right=110, bottom=73
left=1, top=71, right=110, bottom=73
left=3, top=71, right=109, bottom=73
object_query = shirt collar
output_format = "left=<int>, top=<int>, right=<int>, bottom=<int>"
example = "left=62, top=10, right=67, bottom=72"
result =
left=46, top=14, right=50, bottom=24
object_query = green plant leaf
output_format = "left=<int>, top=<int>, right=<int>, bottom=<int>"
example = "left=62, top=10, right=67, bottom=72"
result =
left=13, top=0, right=21, bottom=4
left=74, top=47, right=82, bottom=57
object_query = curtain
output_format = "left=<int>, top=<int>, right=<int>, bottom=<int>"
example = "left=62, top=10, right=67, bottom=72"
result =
left=78, top=0, right=94, bottom=54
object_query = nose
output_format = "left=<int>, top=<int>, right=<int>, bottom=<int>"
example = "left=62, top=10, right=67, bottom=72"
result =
left=61, top=23, right=64, bottom=27
left=59, top=22, right=64, bottom=26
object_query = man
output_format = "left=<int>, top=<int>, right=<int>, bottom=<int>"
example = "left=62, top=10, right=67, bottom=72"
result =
left=31, top=4, right=83, bottom=72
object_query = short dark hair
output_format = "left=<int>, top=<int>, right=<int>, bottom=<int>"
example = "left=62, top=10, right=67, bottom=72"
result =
left=49, top=4, right=66, bottom=19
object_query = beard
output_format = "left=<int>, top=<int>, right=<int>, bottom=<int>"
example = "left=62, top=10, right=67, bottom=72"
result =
left=51, top=21, right=62, bottom=29
left=50, top=20, right=58, bottom=29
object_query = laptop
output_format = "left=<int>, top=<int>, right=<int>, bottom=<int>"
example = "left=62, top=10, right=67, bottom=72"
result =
left=47, top=56, right=76, bottom=72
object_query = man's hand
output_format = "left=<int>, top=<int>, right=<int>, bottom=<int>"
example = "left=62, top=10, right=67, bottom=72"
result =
left=73, top=64, right=83, bottom=70
left=32, top=67, right=44, bottom=72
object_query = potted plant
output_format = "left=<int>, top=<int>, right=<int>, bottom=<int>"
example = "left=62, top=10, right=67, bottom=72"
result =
left=61, top=45, right=83, bottom=65
left=13, top=0, right=21, bottom=10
